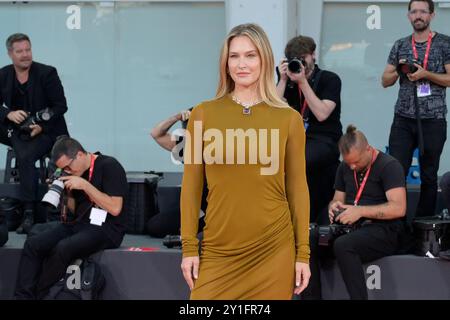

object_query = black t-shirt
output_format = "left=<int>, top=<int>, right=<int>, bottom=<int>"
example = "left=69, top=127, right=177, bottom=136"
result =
left=12, top=79, right=29, bottom=112
left=73, top=153, right=128, bottom=246
left=279, top=65, right=343, bottom=142
left=334, top=152, right=405, bottom=215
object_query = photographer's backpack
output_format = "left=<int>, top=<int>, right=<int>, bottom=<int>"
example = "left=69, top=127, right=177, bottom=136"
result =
left=412, top=217, right=450, bottom=257
left=44, top=258, right=105, bottom=300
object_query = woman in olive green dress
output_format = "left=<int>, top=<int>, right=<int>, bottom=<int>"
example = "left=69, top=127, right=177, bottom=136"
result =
left=180, top=23, right=310, bottom=299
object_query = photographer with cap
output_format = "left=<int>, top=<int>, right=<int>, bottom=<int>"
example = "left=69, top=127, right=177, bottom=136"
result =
left=0, top=33, right=69, bottom=234
left=276, top=35, right=342, bottom=225
left=325, top=125, right=406, bottom=300
left=14, top=137, right=128, bottom=300
left=382, top=0, right=450, bottom=218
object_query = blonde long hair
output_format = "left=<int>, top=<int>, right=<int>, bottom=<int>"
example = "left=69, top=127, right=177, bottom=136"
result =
left=215, top=23, right=288, bottom=109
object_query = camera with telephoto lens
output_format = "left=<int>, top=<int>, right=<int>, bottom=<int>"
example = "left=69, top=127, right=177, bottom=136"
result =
left=41, top=168, right=69, bottom=208
left=19, top=108, right=54, bottom=133
left=318, top=208, right=358, bottom=246
left=287, top=57, right=306, bottom=73
left=397, top=58, right=421, bottom=75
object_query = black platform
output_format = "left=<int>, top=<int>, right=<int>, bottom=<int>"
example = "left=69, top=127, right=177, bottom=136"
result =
left=0, top=232, right=190, bottom=300
left=2, top=232, right=450, bottom=300
left=0, top=171, right=448, bottom=299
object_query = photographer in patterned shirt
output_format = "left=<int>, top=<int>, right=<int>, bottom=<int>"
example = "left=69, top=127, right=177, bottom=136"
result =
left=382, top=0, right=450, bottom=218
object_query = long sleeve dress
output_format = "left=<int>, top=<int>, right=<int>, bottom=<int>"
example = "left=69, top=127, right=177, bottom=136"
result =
left=181, top=94, right=310, bottom=300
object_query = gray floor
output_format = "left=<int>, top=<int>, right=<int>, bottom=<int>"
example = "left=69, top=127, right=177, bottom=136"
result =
left=4, top=231, right=175, bottom=252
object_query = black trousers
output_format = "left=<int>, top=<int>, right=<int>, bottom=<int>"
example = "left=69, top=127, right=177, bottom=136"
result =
left=14, top=222, right=117, bottom=300
left=0, top=124, right=53, bottom=204
left=0, top=216, right=7, bottom=247
left=441, top=172, right=450, bottom=211
left=302, top=221, right=401, bottom=300
left=333, top=222, right=401, bottom=300
left=306, top=136, right=340, bottom=223
left=389, top=115, right=447, bottom=217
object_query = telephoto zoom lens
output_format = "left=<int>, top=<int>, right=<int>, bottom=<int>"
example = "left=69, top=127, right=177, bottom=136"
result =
left=42, top=179, right=65, bottom=208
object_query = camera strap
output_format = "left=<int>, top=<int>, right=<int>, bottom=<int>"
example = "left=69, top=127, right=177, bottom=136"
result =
left=353, top=148, right=377, bottom=206
left=411, top=31, right=432, bottom=71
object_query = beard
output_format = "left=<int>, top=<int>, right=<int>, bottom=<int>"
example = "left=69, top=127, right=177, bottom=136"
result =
left=306, top=59, right=316, bottom=77
left=412, top=19, right=430, bottom=32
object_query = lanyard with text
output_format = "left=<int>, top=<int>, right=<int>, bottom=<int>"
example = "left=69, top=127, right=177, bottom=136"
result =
left=353, top=149, right=376, bottom=206
left=412, top=31, right=433, bottom=71
left=87, top=154, right=96, bottom=203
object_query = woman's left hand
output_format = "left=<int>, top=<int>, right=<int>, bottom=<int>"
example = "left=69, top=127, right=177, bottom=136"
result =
left=294, top=262, right=311, bottom=295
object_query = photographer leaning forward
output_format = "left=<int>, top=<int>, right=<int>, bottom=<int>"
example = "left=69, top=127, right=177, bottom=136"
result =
left=14, top=137, right=128, bottom=300
left=382, top=0, right=450, bottom=218
left=276, top=35, right=342, bottom=225
left=325, top=125, right=406, bottom=300
left=0, top=33, right=69, bottom=234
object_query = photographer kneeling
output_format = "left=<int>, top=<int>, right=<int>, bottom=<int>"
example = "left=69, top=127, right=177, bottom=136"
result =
left=327, top=125, right=406, bottom=300
left=14, top=137, right=128, bottom=300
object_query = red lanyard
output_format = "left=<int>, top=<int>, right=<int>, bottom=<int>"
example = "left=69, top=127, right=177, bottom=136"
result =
left=88, top=154, right=96, bottom=182
left=298, top=87, right=308, bottom=116
left=87, top=154, right=97, bottom=204
left=412, top=31, right=433, bottom=71
left=353, top=149, right=376, bottom=206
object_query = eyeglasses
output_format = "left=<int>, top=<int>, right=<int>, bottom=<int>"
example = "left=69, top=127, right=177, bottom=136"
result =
left=62, top=155, right=77, bottom=172
left=409, top=9, right=431, bottom=15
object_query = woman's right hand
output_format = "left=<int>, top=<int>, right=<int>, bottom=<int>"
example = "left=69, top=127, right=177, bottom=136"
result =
left=181, top=256, right=199, bottom=290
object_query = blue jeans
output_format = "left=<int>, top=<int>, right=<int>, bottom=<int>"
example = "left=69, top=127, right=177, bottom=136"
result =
left=389, top=114, right=447, bottom=217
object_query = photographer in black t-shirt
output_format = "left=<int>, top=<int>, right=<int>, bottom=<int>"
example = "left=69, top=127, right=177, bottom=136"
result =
left=277, top=35, right=342, bottom=224
left=328, top=125, right=406, bottom=300
left=14, top=136, right=128, bottom=299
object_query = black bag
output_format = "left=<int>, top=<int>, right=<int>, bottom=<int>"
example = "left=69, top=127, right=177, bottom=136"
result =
left=44, top=258, right=105, bottom=300
left=412, top=217, right=450, bottom=256
left=0, top=197, right=23, bottom=231
left=122, top=173, right=160, bottom=234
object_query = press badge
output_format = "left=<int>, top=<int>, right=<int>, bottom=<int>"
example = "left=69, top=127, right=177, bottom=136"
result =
left=417, top=82, right=431, bottom=97
left=304, top=122, right=309, bottom=131
left=303, top=117, right=309, bottom=131
left=89, top=207, right=107, bottom=226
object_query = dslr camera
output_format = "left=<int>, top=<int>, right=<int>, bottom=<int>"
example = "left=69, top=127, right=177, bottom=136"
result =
left=318, top=208, right=358, bottom=246
left=287, top=57, right=306, bottom=73
left=42, top=168, right=68, bottom=208
left=397, top=58, right=421, bottom=75
left=163, top=235, right=181, bottom=248
left=19, top=108, right=54, bottom=133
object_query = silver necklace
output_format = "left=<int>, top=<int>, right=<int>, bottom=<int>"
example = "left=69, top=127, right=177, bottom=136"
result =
left=231, top=95, right=262, bottom=115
